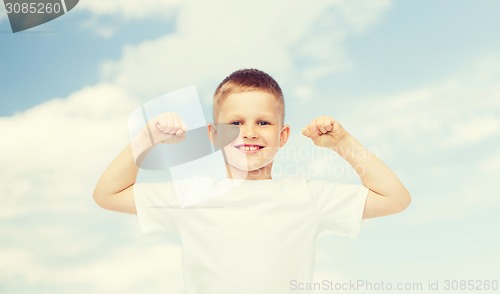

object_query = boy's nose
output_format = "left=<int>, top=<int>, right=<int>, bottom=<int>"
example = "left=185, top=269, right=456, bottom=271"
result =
left=240, top=125, right=258, bottom=139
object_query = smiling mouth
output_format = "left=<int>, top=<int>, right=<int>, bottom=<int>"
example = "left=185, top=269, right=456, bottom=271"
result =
left=234, top=144, right=264, bottom=151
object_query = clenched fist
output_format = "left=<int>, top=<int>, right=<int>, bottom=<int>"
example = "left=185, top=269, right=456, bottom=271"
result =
left=147, top=112, right=187, bottom=145
left=132, top=112, right=187, bottom=163
left=302, top=116, right=347, bottom=148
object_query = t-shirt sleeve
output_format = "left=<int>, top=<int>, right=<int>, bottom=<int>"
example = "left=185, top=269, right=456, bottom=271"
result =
left=133, top=181, right=180, bottom=235
left=308, top=180, right=368, bottom=239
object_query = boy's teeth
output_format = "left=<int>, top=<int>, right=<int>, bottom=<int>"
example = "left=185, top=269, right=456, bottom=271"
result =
left=239, top=146, right=259, bottom=151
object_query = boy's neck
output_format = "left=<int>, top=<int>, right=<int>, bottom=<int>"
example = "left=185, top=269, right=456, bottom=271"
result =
left=225, top=163, right=273, bottom=180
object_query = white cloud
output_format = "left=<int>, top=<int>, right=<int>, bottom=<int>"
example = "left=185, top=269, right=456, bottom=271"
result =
left=100, top=0, right=392, bottom=101
left=294, top=85, right=315, bottom=103
left=351, top=71, right=500, bottom=152
left=442, top=115, right=500, bottom=147
left=78, top=0, right=178, bottom=20
left=77, top=0, right=179, bottom=37
left=64, top=244, right=183, bottom=293
left=335, top=0, right=392, bottom=32
left=0, top=4, right=6, bottom=22
left=0, top=83, right=138, bottom=219
left=0, top=243, right=183, bottom=293
left=81, top=19, right=116, bottom=38
left=478, top=150, right=500, bottom=174
left=344, top=57, right=500, bottom=222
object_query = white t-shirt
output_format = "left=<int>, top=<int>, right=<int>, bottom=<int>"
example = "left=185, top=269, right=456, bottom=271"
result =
left=134, top=176, right=368, bottom=294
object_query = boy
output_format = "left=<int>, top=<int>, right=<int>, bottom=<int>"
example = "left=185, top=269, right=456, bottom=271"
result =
left=93, top=69, right=411, bottom=293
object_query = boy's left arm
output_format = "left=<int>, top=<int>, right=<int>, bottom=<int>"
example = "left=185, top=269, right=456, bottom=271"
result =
left=302, top=116, right=411, bottom=219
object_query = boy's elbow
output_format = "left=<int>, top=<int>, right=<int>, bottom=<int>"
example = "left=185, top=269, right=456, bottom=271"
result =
left=92, top=188, right=107, bottom=209
left=395, top=190, right=411, bottom=213
left=92, top=186, right=136, bottom=214
left=92, top=191, right=102, bottom=208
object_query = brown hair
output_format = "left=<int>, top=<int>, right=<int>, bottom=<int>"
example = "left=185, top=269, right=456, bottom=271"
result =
left=213, top=68, right=285, bottom=124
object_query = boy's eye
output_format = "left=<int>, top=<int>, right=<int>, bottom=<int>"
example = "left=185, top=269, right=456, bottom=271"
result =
left=228, top=121, right=270, bottom=126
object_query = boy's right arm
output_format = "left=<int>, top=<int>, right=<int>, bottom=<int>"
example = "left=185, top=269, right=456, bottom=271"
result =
left=93, top=144, right=140, bottom=214
left=93, top=113, right=187, bottom=214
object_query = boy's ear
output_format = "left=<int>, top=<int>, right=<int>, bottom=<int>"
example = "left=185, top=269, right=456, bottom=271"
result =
left=279, top=124, right=290, bottom=147
left=208, top=123, right=218, bottom=145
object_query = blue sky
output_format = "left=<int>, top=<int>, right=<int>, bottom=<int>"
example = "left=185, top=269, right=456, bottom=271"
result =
left=1, top=1, right=500, bottom=293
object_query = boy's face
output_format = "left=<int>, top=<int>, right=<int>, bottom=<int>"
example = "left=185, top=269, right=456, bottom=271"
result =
left=209, top=90, right=289, bottom=177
